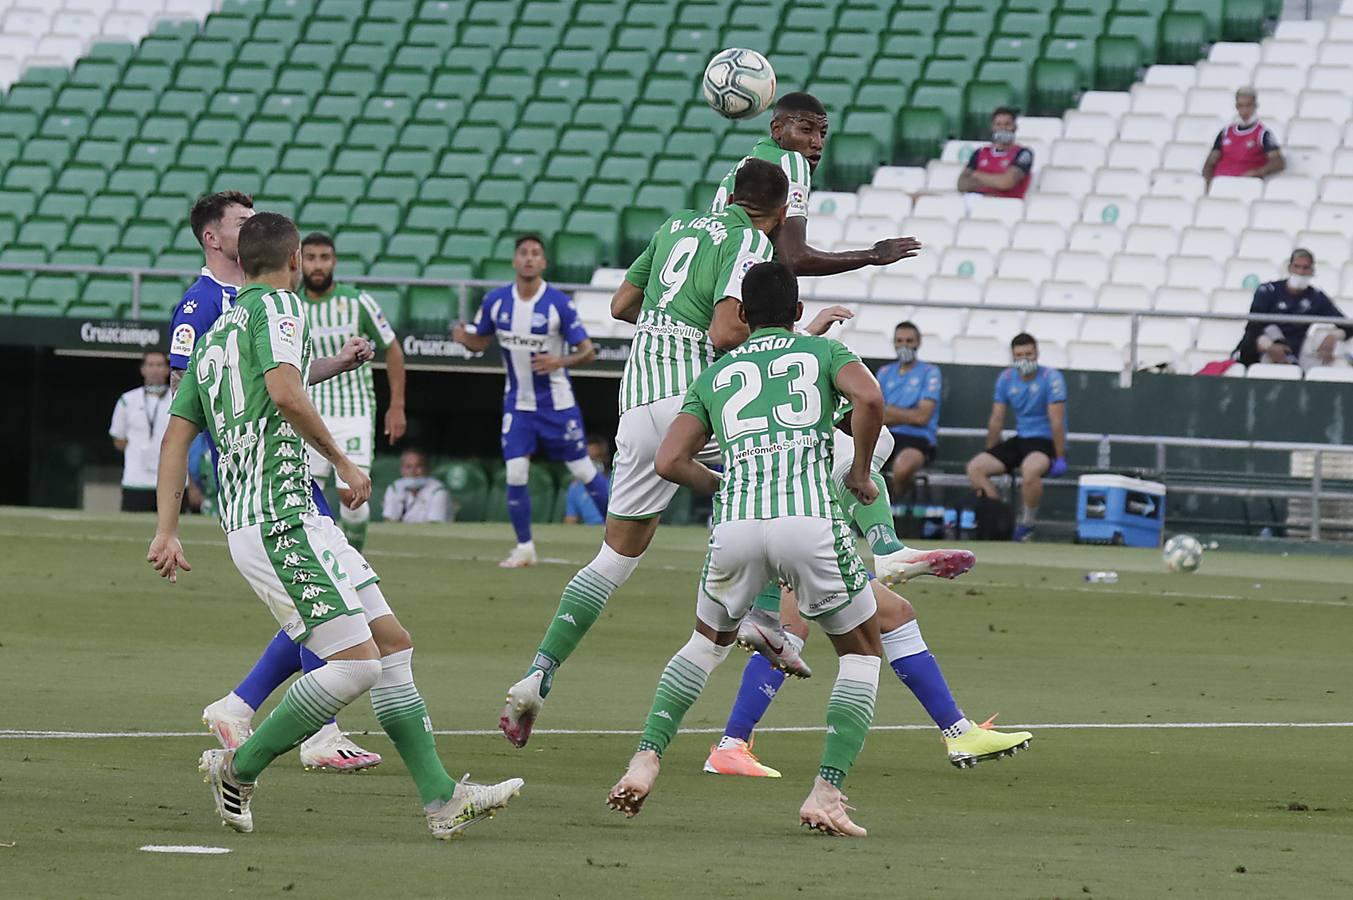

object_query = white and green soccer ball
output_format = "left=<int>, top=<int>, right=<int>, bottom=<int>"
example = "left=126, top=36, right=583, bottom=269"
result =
left=702, top=48, right=776, bottom=120
left=1163, top=534, right=1204, bottom=573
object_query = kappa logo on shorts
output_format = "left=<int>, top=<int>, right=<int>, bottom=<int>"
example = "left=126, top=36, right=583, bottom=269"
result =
left=273, top=534, right=300, bottom=552
left=292, top=570, right=312, bottom=584
left=277, top=462, right=299, bottom=476
left=274, top=422, right=297, bottom=439
left=282, top=493, right=305, bottom=509
left=310, top=601, right=335, bottom=617
left=278, top=478, right=299, bottom=493
left=275, top=445, right=298, bottom=459
left=281, top=552, right=307, bottom=568
left=268, top=521, right=291, bottom=537
left=300, top=585, right=328, bottom=602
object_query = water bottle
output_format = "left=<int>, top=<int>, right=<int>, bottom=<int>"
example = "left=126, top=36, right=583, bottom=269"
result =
left=1084, top=571, right=1119, bottom=584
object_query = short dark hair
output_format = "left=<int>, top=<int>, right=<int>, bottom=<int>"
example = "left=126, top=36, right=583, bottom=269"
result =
left=515, top=233, right=546, bottom=253
left=1290, top=248, right=1314, bottom=265
left=238, top=212, right=300, bottom=278
left=1011, top=332, right=1038, bottom=350
left=301, top=231, right=334, bottom=250
left=895, top=320, right=920, bottom=338
left=731, top=157, right=789, bottom=218
left=773, top=91, right=827, bottom=118
left=741, top=261, right=799, bottom=330
left=189, top=191, right=253, bottom=246
left=991, top=106, right=1019, bottom=121
left=142, top=350, right=168, bottom=363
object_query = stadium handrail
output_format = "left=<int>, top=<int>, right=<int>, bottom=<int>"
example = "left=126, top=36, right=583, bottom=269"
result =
left=6, top=262, right=1353, bottom=387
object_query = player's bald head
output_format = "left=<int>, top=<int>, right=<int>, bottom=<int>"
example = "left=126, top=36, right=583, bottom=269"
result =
left=740, top=261, right=800, bottom=330
left=730, top=158, right=789, bottom=219
left=238, top=212, right=301, bottom=278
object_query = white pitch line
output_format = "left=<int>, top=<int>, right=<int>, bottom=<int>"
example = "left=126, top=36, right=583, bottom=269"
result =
left=3, top=722, right=1352, bottom=740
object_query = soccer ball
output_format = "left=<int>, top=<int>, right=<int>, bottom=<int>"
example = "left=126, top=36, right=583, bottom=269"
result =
left=1163, top=534, right=1204, bottom=573
left=702, top=48, right=776, bottom=120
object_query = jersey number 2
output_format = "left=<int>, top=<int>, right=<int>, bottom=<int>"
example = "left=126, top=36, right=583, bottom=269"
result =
left=714, top=352, right=822, bottom=441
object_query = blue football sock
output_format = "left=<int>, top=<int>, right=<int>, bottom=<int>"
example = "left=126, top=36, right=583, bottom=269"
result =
left=583, top=472, right=609, bottom=517
left=233, top=630, right=304, bottom=711
left=883, top=621, right=964, bottom=731
left=506, top=484, right=532, bottom=544
left=311, top=479, right=335, bottom=522
left=722, top=653, right=787, bottom=742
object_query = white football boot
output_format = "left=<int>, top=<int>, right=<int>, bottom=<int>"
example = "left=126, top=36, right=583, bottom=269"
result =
left=202, top=695, right=254, bottom=750
left=735, top=608, right=812, bottom=678
left=426, top=774, right=525, bottom=840
left=873, top=547, right=976, bottom=586
left=299, top=722, right=383, bottom=772
left=199, top=748, right=255, bottom=834
left=499, top=542, right=538, bottom=568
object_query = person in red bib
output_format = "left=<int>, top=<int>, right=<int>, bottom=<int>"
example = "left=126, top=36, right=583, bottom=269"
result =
left=956, top=107, right=1034, bottom=199
left=1202, top=87, right=1285, bottom=185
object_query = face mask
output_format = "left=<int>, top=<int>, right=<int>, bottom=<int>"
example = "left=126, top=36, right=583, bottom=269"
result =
left=1015, top=358, right=1038, bottom=377
left=1235, top=114, right=1258, bottom=128
left=145, top=383, right=168, bottom=396
left=1288, top=274, right=1312, bottom=291
left=992, top=129, right=1016, bottom=145
left=896, top=346, right=917, bottom=365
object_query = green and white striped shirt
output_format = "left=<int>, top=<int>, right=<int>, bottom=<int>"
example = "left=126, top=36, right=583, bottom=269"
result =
left=681, top=329, right=860, bottom=524
left=303, top=284, right=395, bottom=419
left=170, top=285, right=317, bottom=533
left=618, top=205, right=774, bottom=414
left=711, top=136, right=812, bottom=220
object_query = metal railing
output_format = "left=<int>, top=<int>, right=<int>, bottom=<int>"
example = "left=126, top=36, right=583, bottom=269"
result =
left=934, top=426, right=1353, bottom=540
left=5, top=261, right=1353, bottom=387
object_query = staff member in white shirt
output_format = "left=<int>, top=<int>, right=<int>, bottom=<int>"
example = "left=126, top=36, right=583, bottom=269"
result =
left=109, top=351, right=173, bottom=512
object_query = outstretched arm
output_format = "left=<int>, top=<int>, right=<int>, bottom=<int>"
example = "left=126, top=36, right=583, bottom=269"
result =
left=147, top=415, right=198, bottom=582
left=655, top=412, right=720, bottom=495
left=308, top=336, right=376, bottom=385
left=451, top=323, right=492, bottom=352
left=774, top=217, right=921, bottom=277
left=383, top=339, right=407, bottom=442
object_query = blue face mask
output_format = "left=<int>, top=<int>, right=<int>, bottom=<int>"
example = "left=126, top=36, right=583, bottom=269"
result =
left=896, top=346, right=917, bottom=365
left=1015, top=358, right=1038, bottom=377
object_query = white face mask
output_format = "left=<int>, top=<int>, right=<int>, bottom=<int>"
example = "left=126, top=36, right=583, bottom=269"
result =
left=992, top=129, right=1016, bottom=145
left=1235, top=114, right=1258, bottom=128
left=145, top=383, right=168, bottom=396
left=1014, top=358, right=1038, bottom=377
left=1288, top=274, right=1312, bottom=291
left=896, top=346, right=917, bottom=365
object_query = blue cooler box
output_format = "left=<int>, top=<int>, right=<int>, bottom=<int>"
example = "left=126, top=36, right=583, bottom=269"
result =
left=1076, top=474, right=1166, bottom=547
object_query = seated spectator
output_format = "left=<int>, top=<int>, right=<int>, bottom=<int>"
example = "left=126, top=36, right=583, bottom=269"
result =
left=956, top=107, right=1034, bottom=199
left=876, top=321, right=941, bottom=498
left=966, top=333, right=1067, bottom=543
left=382, top=448, right=450, bottom=523
left=563, top=435, right=612, bottom=525
left=1202, top=87, right=1284, bottom=185
left=1233, top=249, right=1345, bottom=366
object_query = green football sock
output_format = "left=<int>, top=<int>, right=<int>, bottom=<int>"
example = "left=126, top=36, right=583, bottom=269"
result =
left=840, top=473, right=908, bottom=556
left=752, top=579, right=781, bottom=612
left=233, top=671, right=350, bottom=782
left=818, top=654, right=881, bottom=788
left=371, top=657, right=457, bottom=808
left=636, top=633, right=731, bottom=756
left=531, top=545, right=641, bottom=696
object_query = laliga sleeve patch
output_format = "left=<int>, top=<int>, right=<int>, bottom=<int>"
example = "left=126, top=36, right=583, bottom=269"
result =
left=170, top=323, right=196, bottom=357
left=276, top=316, right=299, bottom=345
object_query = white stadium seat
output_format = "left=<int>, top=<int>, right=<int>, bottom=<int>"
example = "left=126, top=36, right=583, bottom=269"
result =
left=1008, top=218, right=1068, bottom=252
left=966, top=309, right=1026, bottom=339
left=853, top=302, right=916, bottom=336
left=951, top=336, right=1006, bottom=366
left=1063, top=110, right=1118, bottom=143
left=1284, top=145, right=1333, bottom=178
left=1274, top=20, right=1327, bottom=44
left=1207, top=42, right=1261, bottom=68
left=1053, top=251, right=1110, bottom=286
left=1081, top=194, right=1136, bottom=228
left=1178, top=227, right=1235, bottom=259
left=806, top=218, right=844, bottom=246
left=809, top=271, right=871, bottom=302
left=1022, top=195, right=1081, bottom=225
left=1068, top=222, right=1124, bottom=256
left=1093, top=169, right=1151, bottom=197
left=914, top=308, right=969, bottom=342
left=1319, top=175, right=1353, bottom=205
left=925, top=275, right=984, bottom=305
left=1036, top=167, right=1093, bottom=196
left=1185, top=86, right=1235, bottom=116
left=1196, top=319, right=1244, bottom=353
left=1139, top=318, right=1195, bottom=354
left=941, top=140, right=975, bottom=164
left=1309, top=203, right=1353, bottom=233
left=1097, top=283, right=1154, bottom=311
left=1317, top=40, right=1353, bottom=66
left=939, top=248, right=995, bottom=282
left=1037, top=342, right=1070, bottom=368
left=1247, top=363, right=1304, bottom=380
left=1193, top=197, right=1248, bottom=236
left=1331, top=148, right=1353, bottom=176
left=3, top=8, right=50, bottom=37
left=843, top=216, right=898, bottom=246
left=1124, top=224, right=1180, bottom=256
left=900, top=216, right=956, bottom=250
left=1038, top=281, right=1095, bottom=310
left=1247, top=198, right=1309, bottom=232
left=868, top=273, right=925, bottom=304
left=1306, top=367, right=1353, bottom=383
left=1158, top=141, right=1205, bottom=172
left=1174, top=114, right=1226, bottom=145
left=1298, top=90, right=1353, bottom=122
left=1287, top=118, right=1341, bottom=151
left=921, top=339, right=955, bottom=364
left=1077, top=91, right=1132, bottom=118
left=1050, top=139, right=1107, bottom=170
left=1137, top=196, right=1193, bottom=227
left=1223, top=257, right=1278, bottom=290
left=809, top=192, right=859, bottom=219
left=855, top=187, right=912, bottom=224
left=101, top=12, right=152, bottom=42
left=997, top=249, right=1053, bottom=283
left=1110, top=254, right=1168, bottom=291
left=1328, top=16, right=1353, bottom=41
left=1210, top=288, right=1255, bottom=315
left=1295, top=230, right=1350, bottom=269
left=1067, top=341, right=1123, bottom=372
left=1260, top=44, right=1313, bottom=70
left=967, top=195, right=1026, bottom=226
left=1195, top=61, right=1253, bottom=88
left=1130, top=84, right=1186, bottom=117
left=1025, top=311, right=1081, bottom=347
left=1080, top=314, right=1133, bottom=345
left=844, top=329, right=899, bottom=361
left=953, top=219, right=1011, bottom=251
left=589, top=268, right=627, bottom=287
left=913, top=193, right=967, bottom=224
left=924, top=162, right=965, bottom=194
left=1017, top=116, right=1065, bottom=144
left=872, top=167, right=927, bottom=192
left=1153, top=287, right=1209, bottom=313
left=1119, top=113, right=1175, bottom=146
left=1166, top=256, right=1223, bottom=291
left=1105, top=141, right=1162, bottom=174
left=1144, top=65, right=1198, bottom=89
left=983, top=277, right=1039, bottom=309
left=1207, top=177, right=1264, bottom=202
left=1134, top=344, right=1180, bottom=369
left=1148, top=171, right=1206, bottom=202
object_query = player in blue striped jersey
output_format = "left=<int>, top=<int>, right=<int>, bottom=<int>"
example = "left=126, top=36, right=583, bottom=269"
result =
left=452, top=234, right=609, bottom=568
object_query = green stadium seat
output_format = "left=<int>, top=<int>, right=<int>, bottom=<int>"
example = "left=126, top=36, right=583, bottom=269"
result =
left=386, top=231, right=440, bottom=261
left=88, top=193, right=139, bottom=223
left=366, top=173, right=419, bottom=207
left=996, top=10, right=1049, bottom=39
left=1095, top=34, right=1144, bottom=92
left=5, top=163, right=54, bottom=195
left=80, top=275, right=135, bottom=316
left=333, top=226, right=385, bottom=267
left=823, top=134, right=886, bottom=193
left=381, top=69, right=432, bottom=99
left=908, top=83, right=963, bottom=139
left=896, top=107, right=947, bottom=166
left=104, top=248, right=156, bottom=269
left=976, top=60, right=1032, bottom=110
left=332, top=147, right=385, bottom=175
left=1171, top=0, right=1223, bottom=42
left=618, top=206, right=666, bottom=265
left=467, top=95, right=521, bottom=128
left=1031, top=58, right=1083, bottom=117
left=962, top=82, right=1016, bottom=141
left=473, top=175, right=527, bottom=208
left=20, top=137, right=71, bottom=168
left=511, top=204, right=564, bottom=237
left=53, top=166, right=107, bottom=199
left=260, top=92, right=312, bottom=124
left=36, top=192, right=88, bottom=223
left=5, top=83, right=57, bottom=114
left=414, top=97, right=468, bottom=126
left=385, top=147, right=437, bottom=178
left=1158, top=12, right=1209, bottom=65
left=457, top=203, right=511, bottom=237
left=263, top=171, right=315, bottom=202
left=241, top=118, right=295, bottom=147
left=1041, top=36, right=1097, bottom=89
left=1223, top=0, right=1266, bottom=42
left=28, top=274, right=84, bottom=308
left=40, top=112, right=92, bottom=144
left=1051, top=11, right=1105, bottom=42
left=350, top=200, right=403, bottom=237
left=280, top=144, right=331, bottom=172
left=437, top=461, right=490, bottom=522
left=437, top=148, right=492, bottom=182
left=105, top=166, right=159, bottom=197
left=67, top=220, right=121, bottom=257
left=933, top=35, right=987, bottom=64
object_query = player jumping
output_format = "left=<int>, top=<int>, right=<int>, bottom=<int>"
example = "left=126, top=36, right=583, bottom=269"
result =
left=149, top=213, right=524, bottom=839
left=608, top=261, right=885, bottom=837
left=451, top=234, right=609, bottom=568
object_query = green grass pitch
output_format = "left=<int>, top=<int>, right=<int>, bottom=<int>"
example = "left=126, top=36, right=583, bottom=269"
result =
left=2, top=508, right=1351, bottom=898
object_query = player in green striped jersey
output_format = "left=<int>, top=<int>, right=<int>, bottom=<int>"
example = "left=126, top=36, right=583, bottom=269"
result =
left=501, top=160, right=847, bottom=746
left=300, top=232, right=407, bottom=552
left=150, top=213, right=524, bottom=840
left=608, top=260, right=885, bottom=837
